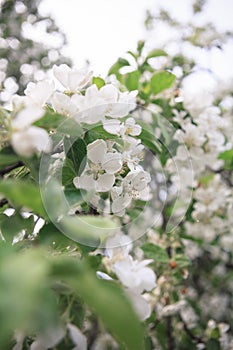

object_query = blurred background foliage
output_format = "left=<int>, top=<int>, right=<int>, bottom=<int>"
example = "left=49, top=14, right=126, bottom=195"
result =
left=0, top=0, right=71, bottom=103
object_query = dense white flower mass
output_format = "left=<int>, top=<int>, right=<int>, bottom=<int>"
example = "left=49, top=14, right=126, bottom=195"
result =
left=181, top=71, right=217, bottom=117
left=8, top=64, right=138, bottom=160
left=167, top=67, right=233, bottom=276
left=6, top=64, right=150, bottom=216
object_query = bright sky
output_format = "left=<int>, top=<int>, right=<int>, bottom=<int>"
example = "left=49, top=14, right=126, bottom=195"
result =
left=40, top=0, right=233, bottom=76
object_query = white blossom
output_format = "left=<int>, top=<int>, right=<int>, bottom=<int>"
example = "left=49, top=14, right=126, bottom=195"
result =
left=51, top=92, right=78, bottom=116
left=125, top=289, right=151, bottom=321
left=174, top=123, right=206, bottom=148
left=30, top=326, right=65, bottom=350
left=122, top=138, right=144, bottom=171
left=53, top=64, right=92, bottom=92
left=103, top=117, right=141, bottom=139
left=112, top=255, right=156, bottom=294
left=181, top=71, right=217, bottom=117
left=73, top=84, right=137, bottom=124
left=11, top=126, right=52, bottom=157
left=104, top=234, right=133, bottom=260
left=111, top=170, right=151, bottom=215
left=24, top=80, right=55, bottom=107
left=11, top=105, right=44, bottom=130
left=67, top=323, right=87, bottom=350
left=73, top=139, right=122, bottom=192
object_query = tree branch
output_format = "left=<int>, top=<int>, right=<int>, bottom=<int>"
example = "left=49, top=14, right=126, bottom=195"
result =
left=0, top=161, right=24, bottom=177
left=0, top=198, right=8, bottom=208
left=179, top=314, right=204, bottom=344
left=166, top=314, right=175, bottom=350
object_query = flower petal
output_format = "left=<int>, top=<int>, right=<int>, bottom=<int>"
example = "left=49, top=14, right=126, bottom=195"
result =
left=125, top=117, right=142, bottom=136
left=25, top=80, right=55, bottom=106
left=67, top=323, right=87, bottom=350
left=102, top=152, right=122, bottom=174
left=125, top=289, right=151, bottom=321
left=73, top=174, right=95, bottom=191
left=96, top=173, right=115, bottom=192
left=30, top=326, right=65, bottom=350
left=100, top=84, right=118, bottom=103
left=12, top=106, right=45, bottom=130
left=102, top=119, right=121, bottom=135
left=52, top=92, right=77, bottom=116
left=53, top=64, right=70, bottom=88
left=11, top=126, right=52, bottom=157
left=87, top=139, right=107, bottom=164
left=112, top=194, right=131, bottom=215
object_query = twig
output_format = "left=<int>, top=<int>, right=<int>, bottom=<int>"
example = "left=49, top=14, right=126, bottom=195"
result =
left=207, top=166, right=233, bottom=187
left=0, top=198, right=7, bottom=208
left=166, top=314, right=175, bottom=350
left=0, top=161, right=24, bottom=177
left=87, top=318, right=99, bottom=349
left=179, top=314, right=204, bottom=344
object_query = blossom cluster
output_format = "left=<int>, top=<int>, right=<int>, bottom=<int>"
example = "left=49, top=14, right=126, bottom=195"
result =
left=7, top=64, right=137, bottom=157
left=166, top=70, right=233, bottom=249
left=100, top=233, right=156, bottom=321
left=5, top=64, right=152, bottom=216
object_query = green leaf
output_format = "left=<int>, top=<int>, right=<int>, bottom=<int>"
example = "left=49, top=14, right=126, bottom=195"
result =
left=0, top=146, right=19, bottom=168
left=219, top=149, right=233, bottom=170
left=127, top=50, right=138, bottom=60
left=139, top=62, right=154, bottom=75
left=62, top=158, right=77, bottom=186
left=84, top=125, right=118, bottom=142
left=51, top=258, right=145, bottom=350
left=108, top=58, right=130, bottom=76
left=92, top=76, right=105, bottom=89
left=137, top=121, right=162, bottom=153
left=0, top=246, right=58, bottom=346
left=34, top=109, right=65, bottom=130
left=150, top=71, right=176, bottom=95
left=146, top=49, right=168, bottom=60
left=124, top=70, right=140, bottom=91
left=40, top=179, right=69, bottom=221
left=174, top=254, right=191, bottom=268
left=137, top=40, right=145, bottom=55
left=156, top=114, right=173, bottom=145
left=0, top=213, right=34, bottom=243
left=0, top=180, right=46, bottom=217
left=151, top=98, right=173, bottom=118
left=155, top=322, right=167, bottom=349
left=219, top=148, right=233, bottom=161
left=37, top=222, right=74, bottom=250
left=64, top=185, right=83, bottom=207
left=57, top=117, right=83, bottom=138
left=61, top=215, right=116, bottom=247
left=210, top=328, right=220, bottom=339
left=63, top=137, right=87, bottom=176
left=199, top=174, right=215, bottom=186
left=206, top=339, right=221, bottom=350
left=141, top=243, right=169, bottom=263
